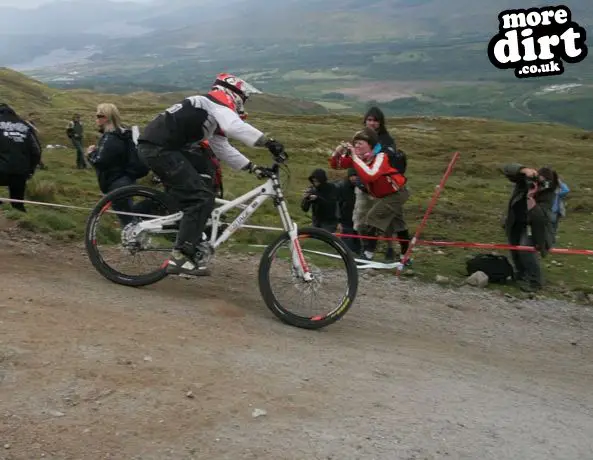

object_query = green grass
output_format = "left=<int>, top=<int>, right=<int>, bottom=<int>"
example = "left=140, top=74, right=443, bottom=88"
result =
left=1, top=68, right=592, bottom=299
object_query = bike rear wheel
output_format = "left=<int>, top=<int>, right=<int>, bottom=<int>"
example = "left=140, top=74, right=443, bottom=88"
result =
left=258, top=227, right=358, bottom=330
left=85, top=184, right=180, bottom=287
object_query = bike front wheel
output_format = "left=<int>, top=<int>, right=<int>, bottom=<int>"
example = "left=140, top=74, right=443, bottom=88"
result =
left=258, top=227, right=358, bottom=330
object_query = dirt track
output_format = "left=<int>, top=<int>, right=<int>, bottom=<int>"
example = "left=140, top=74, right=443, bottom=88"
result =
left=1, top=232, right=592, bottom=460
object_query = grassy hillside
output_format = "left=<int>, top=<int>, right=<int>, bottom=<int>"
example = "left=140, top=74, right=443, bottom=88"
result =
left=1, top=69, right=593, bottom=299
left=0, top=67, right=327, bottom=138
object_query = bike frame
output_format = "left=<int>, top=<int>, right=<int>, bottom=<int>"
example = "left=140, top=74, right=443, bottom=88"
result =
left=131, top=171, right=313, bottom=280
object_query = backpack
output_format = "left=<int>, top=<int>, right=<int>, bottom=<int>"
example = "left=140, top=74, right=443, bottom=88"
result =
left=386, top=147, right=407, bottom=174
left=123, top=126, right=150, bottom=180
left=466, top=253, right=515, bottom=283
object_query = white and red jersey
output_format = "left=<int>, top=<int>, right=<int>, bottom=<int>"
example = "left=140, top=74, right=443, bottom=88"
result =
left=138, top=94, right=263, bottom=170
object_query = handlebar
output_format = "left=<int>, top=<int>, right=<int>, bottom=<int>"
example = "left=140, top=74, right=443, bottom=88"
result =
left=257, top=150, right=289, bottom=179
left=273, top=149, right=288, bottom=164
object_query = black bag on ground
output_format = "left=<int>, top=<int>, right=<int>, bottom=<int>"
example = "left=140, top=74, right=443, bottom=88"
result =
left=466, top=253, right=515, bottom=283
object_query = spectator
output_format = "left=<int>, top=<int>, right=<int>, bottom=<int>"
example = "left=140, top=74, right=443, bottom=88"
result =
left=0, top=103, right=41, bottom=212
left=362, top=106, right=401, bottom=260
left=335, top=168, right=361, bottom=255
left=329, top=128, right=411, bottom=265
left=24, top=112, right=47, bottom=170
left=67, top=113, right=87, bottom=169
left=363, top=106, right=395, bottom=149
left=86, top=103, right=143, bottom=226
left=551, top=175, right=570, bottom=240
left=503, top=163, right=557, bottom=292
left=301, top=168, right=339, bottom=233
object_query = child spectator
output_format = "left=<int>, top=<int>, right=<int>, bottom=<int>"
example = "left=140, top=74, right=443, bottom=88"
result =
left=301, top=168, right=339, bottom=233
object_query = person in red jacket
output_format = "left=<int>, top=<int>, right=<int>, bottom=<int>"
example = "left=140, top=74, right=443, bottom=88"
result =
left=328, top=128, right=411, bottom=264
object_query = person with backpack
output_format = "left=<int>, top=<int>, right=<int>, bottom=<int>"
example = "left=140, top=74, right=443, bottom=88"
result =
left=503, top=163, right=558, bottom=292
left=359, top=106, right=400, bottom=260
left=329, top=128, right=411, bottom=265
left=86, top=103, right=149, bottom=225
left=137, top=73, right=285, bottom=277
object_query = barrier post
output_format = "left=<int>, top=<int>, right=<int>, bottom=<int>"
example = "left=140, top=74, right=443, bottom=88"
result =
left=396, top=151, right=460, bottom=276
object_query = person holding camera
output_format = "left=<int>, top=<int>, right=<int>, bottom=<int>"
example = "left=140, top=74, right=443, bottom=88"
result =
left=329, top=128, right=410, bottom=264
left=503, top=163, right=558, bottom=292
left=301, top=168, right=339, bottom=233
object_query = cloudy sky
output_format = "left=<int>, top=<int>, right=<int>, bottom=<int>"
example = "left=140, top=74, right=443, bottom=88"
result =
left=0, top=0, right=147, bottom=6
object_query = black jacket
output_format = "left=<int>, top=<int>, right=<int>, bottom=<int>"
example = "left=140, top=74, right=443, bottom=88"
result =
left=335, top=169, right=357, bottom=227
left=88, top=128, right=135, bottom=193
left=503, top=163, right=556, bottom=256
left=301, top=168, right=338, bottom=227
left=0, top=104, right=41, bottom=175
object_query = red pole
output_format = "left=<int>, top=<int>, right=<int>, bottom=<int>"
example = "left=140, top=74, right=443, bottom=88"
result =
left=396, top=151, right=460, bottom=276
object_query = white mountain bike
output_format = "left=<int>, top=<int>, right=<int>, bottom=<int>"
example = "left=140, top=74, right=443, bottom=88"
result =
left=84, top=151, right=359, bottom=330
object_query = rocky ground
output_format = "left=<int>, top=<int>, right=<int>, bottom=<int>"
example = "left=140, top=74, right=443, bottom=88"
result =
left=0, top=226, right=592, bottom=460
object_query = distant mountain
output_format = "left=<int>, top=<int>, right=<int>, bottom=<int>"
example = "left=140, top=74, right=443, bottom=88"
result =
left=3, top=0, right=591, bottom=130
left=3, top=0, right=591, bottom=68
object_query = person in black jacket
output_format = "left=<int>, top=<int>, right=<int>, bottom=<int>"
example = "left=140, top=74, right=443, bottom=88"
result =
left=301, top=168, right=338, bottom=233
left=335, top=168, right=361, bottom=254
left=0, top=103, right=41, bottom=212
left=503, top=163, right=557, bottom=292
left=87, top=103, right=145, bottom=226
left=67, top=113, right=86, bottom=169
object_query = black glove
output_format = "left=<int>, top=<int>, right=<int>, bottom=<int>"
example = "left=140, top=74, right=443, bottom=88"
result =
left=265, top=139, right=284, bottom=156
left=244, top=162, right=266, bottom=179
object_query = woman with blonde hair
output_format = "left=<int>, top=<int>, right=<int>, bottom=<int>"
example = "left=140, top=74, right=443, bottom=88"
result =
left=86, top=103, right=147, bottom=225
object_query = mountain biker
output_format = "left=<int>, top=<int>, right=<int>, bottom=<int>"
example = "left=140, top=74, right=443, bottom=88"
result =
left=137, top=73, right=285, bottom=277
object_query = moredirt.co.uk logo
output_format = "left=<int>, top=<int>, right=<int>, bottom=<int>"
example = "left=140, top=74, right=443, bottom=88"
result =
left=487, top=5, right=588, bottom=78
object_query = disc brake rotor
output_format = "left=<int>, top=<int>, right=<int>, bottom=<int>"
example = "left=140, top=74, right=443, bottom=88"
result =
left=121, top=222, right=152, bottom=253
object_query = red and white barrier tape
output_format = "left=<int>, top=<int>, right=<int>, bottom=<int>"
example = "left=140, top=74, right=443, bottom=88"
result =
left=2, top=172, right=591, bottom=258
left=333, top=234, right=593, bottom=256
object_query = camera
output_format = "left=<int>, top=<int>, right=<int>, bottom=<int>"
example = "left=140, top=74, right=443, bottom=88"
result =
left=526, top=176, right=552, bottom=190
left=338, top=142, right=351, bottom=156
